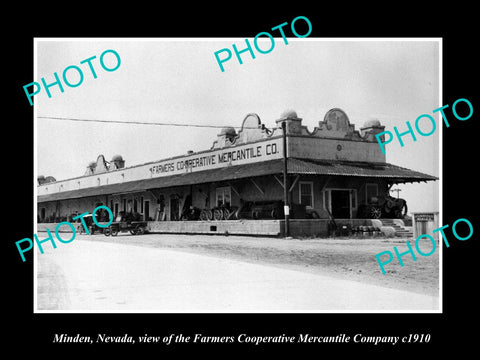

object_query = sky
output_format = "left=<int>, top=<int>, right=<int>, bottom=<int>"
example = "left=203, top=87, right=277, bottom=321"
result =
left=35, top=38, right=440, bottom=213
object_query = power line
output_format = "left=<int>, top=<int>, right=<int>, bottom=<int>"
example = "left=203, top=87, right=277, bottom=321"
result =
left=37, top=113, right=416, bottom=130
left=37, top=116, right=263, bottom=129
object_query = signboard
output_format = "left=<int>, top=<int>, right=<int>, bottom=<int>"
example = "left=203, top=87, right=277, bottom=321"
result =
left=148, top=137, right=283, bottom=178
left=37, top=137, right=284, bottom=196
left=414, top=213, right=435, bottom=222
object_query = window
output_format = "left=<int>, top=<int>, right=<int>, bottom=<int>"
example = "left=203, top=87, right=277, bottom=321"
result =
left=366, top=183, right=379, bottom=204
left=140, top=196, right=144, bottom=213
left=133, top=199, right=138, bottom=213
left=216, top=187, right=231, bottom=207
left=97, top=178, right=101, bottom=186
left=299, top=182, right=313, bottom=207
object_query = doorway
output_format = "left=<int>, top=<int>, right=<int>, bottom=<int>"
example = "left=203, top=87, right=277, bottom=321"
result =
left=331, top=190, right=351, bottom=218
left=170, top=197, right=180, bottom=221
left=144, top=200, right=150, bottom=221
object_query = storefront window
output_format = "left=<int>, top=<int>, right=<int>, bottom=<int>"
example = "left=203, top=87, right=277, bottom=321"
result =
left=366, top=183, right=378, bottom=204
left=216, top=187, right=231, bottom=207
left=224, top=192, right=231, bottom=206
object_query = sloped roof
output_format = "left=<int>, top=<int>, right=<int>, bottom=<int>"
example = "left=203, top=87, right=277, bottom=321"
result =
left=38, top=158, right=437, bottom=203
left=287, top=158, right=438, bottom=181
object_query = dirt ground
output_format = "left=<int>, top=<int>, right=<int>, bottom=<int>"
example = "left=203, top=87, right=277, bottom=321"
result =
left=82, top=232, right=440, bottom=297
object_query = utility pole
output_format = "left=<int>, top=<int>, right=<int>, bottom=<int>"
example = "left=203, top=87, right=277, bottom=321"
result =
left=391, top=188, right=401, bottom=199
left=282, top=121, right=290, bottom=238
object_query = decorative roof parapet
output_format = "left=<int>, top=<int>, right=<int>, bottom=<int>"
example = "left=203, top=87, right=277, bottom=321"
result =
left=212, top=108, right=386, bottom=149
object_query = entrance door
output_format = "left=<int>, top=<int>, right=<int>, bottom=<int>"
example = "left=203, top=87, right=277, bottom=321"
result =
left=170, top=197, right=179, bottom=221
left=331, top=190, right=351, bottom=218
left=144, top=200, right=150, bottom=221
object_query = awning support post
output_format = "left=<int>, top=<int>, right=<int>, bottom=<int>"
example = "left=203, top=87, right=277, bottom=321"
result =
left=250, top=178, right=265, bottom=195
left=288, top=175, right=300, bottom=193
left=273, top=175, right=284, bottom=188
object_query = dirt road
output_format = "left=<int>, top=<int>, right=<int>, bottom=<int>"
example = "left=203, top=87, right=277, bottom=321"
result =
left=37, top=234, right=439, bottom=312
left=88, top=233, right=440, bottom=297
left=36, top=236, right=439, bottom=312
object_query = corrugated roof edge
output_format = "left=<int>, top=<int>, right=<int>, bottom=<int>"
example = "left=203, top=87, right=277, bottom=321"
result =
left=38, top=158, right=437, bottom=203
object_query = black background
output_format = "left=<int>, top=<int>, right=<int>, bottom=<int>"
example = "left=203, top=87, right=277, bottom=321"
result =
left=5, top=4, right=478, bottom=355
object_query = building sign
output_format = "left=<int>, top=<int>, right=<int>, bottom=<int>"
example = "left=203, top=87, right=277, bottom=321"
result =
left=148, top=138, right=283, bottom=177
left=414, top=213, right=435, bottom=222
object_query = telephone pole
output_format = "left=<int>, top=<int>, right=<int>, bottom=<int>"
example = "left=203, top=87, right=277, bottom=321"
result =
left=282, top=121, right=290, bottom=238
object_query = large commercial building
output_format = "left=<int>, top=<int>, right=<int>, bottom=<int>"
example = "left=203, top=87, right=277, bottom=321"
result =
left=37, top=109, right=437, bottom=237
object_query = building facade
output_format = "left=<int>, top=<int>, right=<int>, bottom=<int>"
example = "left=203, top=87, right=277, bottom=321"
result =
left=37, top=109, right=437, bottom=237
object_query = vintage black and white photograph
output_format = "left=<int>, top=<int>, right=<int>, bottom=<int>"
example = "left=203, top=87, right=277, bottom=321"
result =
left=33, top=38, right=441, bottom=313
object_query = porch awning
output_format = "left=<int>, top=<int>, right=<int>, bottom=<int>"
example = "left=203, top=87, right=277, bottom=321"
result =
left=37, top=158, right=437, bottom=203
left=287, top=158, right=438, bottom=183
